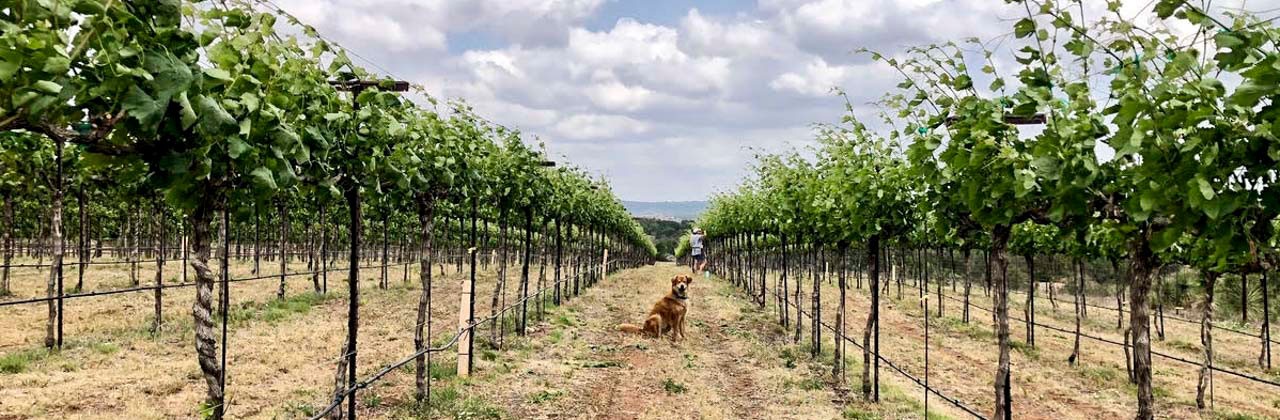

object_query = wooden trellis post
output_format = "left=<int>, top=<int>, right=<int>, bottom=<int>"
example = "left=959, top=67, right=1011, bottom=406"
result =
left=457, top=264, right=473, bottom=377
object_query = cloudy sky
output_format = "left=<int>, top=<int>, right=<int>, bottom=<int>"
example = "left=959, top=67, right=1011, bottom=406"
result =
left=268, top=0, right=1269, bottom=201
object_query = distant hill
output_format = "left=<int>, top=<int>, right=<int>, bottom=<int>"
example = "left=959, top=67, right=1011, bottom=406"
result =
left=622, top=201, right=707, bottom=221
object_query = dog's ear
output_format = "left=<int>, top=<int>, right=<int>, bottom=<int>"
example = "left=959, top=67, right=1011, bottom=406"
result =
left=684, top=275, right=693, bottom=284
left=671, top=276, right=680, bottom=286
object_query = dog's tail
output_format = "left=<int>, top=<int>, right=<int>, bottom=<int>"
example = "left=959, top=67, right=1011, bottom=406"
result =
left=617, top=323, right=645, bottom=334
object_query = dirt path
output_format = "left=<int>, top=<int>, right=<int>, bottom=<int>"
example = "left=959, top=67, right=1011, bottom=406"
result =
left=457, top=263, right=900, bottom=420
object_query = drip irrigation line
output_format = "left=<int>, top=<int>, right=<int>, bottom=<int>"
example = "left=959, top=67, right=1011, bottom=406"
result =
left=310, top=259, right=633, bottom=420
left=0, top=253, right=568, bottom=308
left=985, top=278, right=1278, bottom=346
left=932, top=287, right=1280, bottom=389
left=318, top=270, right=599, bottom=365
left=759, top=287, right=988, bottom=419
left=732, top=245, right=1276, bottom=345
left=0, top=261, right=421, bottom=307
left=838, top=269, right=1280, bottom=390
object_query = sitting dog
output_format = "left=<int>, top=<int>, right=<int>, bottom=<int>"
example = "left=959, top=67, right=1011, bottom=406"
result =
left=618, top=275, right=692, bottom=341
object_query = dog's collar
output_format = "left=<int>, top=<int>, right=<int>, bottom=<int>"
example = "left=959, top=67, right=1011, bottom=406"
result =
left=673, top=290, right=688, bottom=300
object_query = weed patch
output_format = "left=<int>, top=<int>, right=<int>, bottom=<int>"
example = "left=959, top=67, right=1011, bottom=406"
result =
left=547, top=329, right=564, bottom=344
left=1165, top=339, right=1198, bottom=353
left=1009, top=340, right=1040, bottom=360
left=1215, top=411, right=1263, bottom=420
left=0, top=348, right=50, bottom=374
left=553, top=314, right=576, bottom=327
left=89, top=341, right=120, bottom=355
left=662, top=378, right=687, bottom=394
left=783, top=376, right=825, bottom=391
left=361, top=391, right=383, bottom=409
left=280, top=400, right=317, bottom=417
left=430, top=360, right=458, bottom=380
left=580, top=360, right=622, bottom=368
left=392, top=384, right=504, bottom=419
left=1078, top=365, right=1120, bottom=384
left=228, top=292, right=332, bottom=325
left=843, top=406, right=883, bottom=420
left=526, top=389, right=563, bottom=404
left=938, top=317, right=994, bottom=341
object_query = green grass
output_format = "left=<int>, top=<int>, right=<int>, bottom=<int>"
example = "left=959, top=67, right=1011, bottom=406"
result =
left=361, top=391, right=383, bottom=409
left=937, top=317, right=995, bottom=341
left=552, top=314, right=576, bottom=327
left=480, top=350, right=499, bottom=362
left=580, top=360, right=621, bottom=368
left=0, top=348, right=50, bottom=374
left=525, top=389, right=563, bottom=404
left=1009, top=340, right=1040, bottom=360
left=661, top=378, right=687, bottom=394
left=1078, top=365, right=1120, bottom=385
left=547, top=329, right=564, bottom=344
left=779, top=347, right=799, bottom=369
left=280, top=400, right=317, bottom=418
left=683, top=353, right=697, bottom=369
left=88, top=341, right=120, bottom=355
left=430, top=360, right=458, bottom=380
left=881, top=385, right=951, bottom=420
left=392, top=383, right=504, bottom=419
left=1165, top=339, right=1199, bottom=353
left=1215, top=411, right=1264, bottom=420
left=228, top=292, right=333, bottom=325
left=842, top=406, right=882, bottom=420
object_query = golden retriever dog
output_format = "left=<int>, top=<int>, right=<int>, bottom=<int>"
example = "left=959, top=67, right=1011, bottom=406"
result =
left=618, top=275, right=692, bottom=341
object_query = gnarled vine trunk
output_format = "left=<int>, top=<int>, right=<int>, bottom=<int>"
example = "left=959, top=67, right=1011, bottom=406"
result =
left=1196, top=270, right=1217, bottom=410
left=1127, top=228, right=1157, bottom=420
left=189, top=201, right=223, bottom=419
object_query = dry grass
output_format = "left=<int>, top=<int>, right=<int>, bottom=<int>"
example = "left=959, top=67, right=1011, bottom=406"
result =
left=5, top=253, right=1271, bottom=419
left=765, top=266, right=1280, bottom=419
left=0, top=253, right=562, bottom=419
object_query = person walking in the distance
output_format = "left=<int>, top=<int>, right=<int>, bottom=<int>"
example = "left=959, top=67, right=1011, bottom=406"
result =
left=690, top=228, right=707, bottom=276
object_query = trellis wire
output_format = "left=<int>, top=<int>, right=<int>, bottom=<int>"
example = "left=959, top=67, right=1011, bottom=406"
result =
left=861, top=264, right=1280, bottom=390
left=760, top=286, right=988, bottom=419
left=309, top=259, right=634, bottom=420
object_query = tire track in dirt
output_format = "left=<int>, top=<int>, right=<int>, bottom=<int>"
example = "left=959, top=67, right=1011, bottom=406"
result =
left=701, top=320, right=764, bottom=419
left=464, top=263, right=847, bottom=419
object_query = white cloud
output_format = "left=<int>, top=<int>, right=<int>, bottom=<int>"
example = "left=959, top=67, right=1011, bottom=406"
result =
left=273, top=0, right=1280, bottom=201
left=463, top=49, right=527, bottom=80
left=566, top=19, right=732, bottom=95
left=680, top=9, right=784, bottom=58
left=769, top=57, right=847, bottom=96
left=270, top=0, right=607, bottom=52
left=329, top=8, right=446, bottom=51
left=585, top=81, right=654, bottom=112
left=552, top=113, right=650, bottom=140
